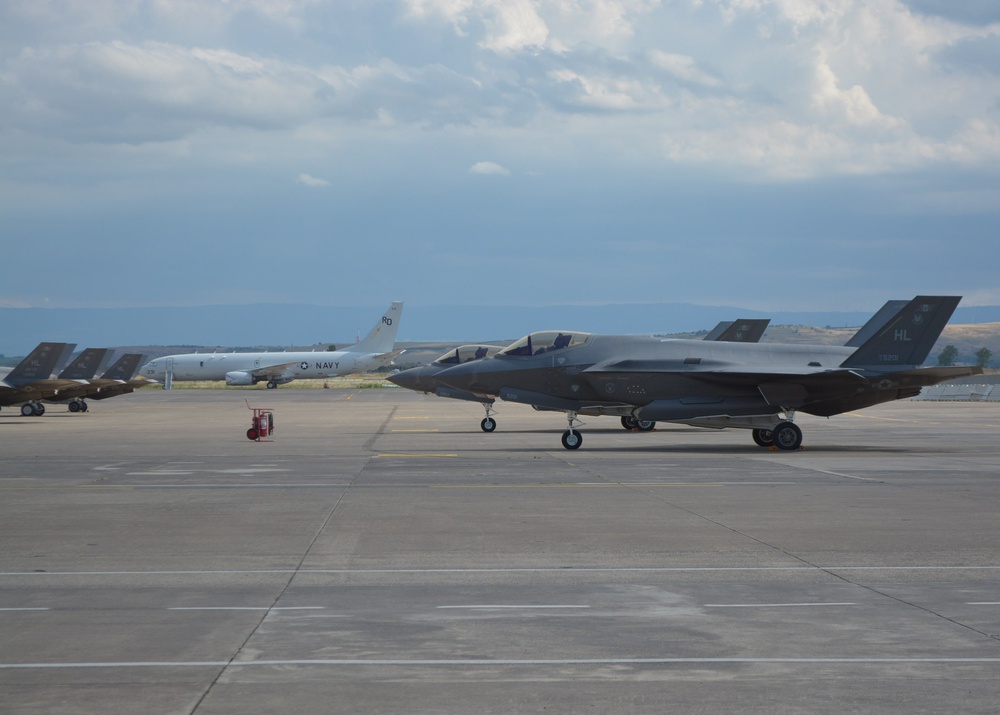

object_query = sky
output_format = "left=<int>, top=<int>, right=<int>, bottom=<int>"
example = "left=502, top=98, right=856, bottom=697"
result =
left=2, top=0, right=1000, bottom=315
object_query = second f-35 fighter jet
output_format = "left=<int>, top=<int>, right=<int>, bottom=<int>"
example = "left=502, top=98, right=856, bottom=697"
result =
left=436, top=296, right=980, bottom=451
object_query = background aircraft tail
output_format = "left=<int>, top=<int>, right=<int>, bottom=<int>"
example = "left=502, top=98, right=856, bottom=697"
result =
left=842, top=296, right=960, bottom=369
left=58, top=348, right=111, bottom=380
left=349, top=302, right=403, bottom=354
left=5, top=342, right=73, bottom=385
left=101, top=354, right=146, bottom=381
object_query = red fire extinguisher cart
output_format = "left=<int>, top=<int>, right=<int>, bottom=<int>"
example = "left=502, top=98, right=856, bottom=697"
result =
left=245, top=399, right=275, bottom=442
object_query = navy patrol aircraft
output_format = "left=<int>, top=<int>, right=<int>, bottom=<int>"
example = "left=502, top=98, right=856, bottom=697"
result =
left=388, top=318, right=770, bottom=433
left=436, top=296, right=980, bottom=451
left=140, top=302, right=403, bottom=388
left=0, top=342, right=79, bottom=415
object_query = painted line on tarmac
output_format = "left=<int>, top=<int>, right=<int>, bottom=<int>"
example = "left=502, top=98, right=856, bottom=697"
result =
left=795, top=467, right=879, bottom=482
left=3, top=657, right=1000, bottom=670
left=375, top=453, right=458, bottom=458
left=437, top=605, right=590, bottom=610
left=4, top=566, right=1000, bottom=577
left=704, top=602, right=856, bottom=608
left=167, top=607, right=325, bottom=611
left=0, top=608, right=49, bottom=611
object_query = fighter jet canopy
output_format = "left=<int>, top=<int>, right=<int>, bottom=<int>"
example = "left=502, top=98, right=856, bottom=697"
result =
left=500, top=331, right=591, bottom=357
left=433, top=345, right=503, bottom=366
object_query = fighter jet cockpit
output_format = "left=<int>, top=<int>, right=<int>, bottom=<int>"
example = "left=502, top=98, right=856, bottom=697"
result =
left=432, top=344, right=503, bottom=366
left=499, top=331, right=591, bottom=357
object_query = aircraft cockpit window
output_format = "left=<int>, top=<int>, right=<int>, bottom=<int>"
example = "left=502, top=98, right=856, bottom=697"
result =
left=500, top=331, right=590, bottom=357
left=433, top=345, right=502, bottom=366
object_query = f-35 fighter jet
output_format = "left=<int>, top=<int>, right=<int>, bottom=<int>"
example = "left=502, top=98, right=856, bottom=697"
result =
left=435, top=296, right=980, bottom=451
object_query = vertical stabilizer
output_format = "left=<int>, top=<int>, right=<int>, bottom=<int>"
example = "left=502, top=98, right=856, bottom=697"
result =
left=842, top=296, right=960, bottom=368
left=350, top=302, right=403, bottom=354
left=5, top=343, right=72, bottom=385
left=844, top=300, right=909, bottom=347
left=59, top=348, right=111, bottom=380
left=712, top=318, right=770, bottom=343
left=101, top=354, right=146, bottom=381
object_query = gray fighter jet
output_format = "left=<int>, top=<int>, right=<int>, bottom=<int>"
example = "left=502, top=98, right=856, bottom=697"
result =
left=388, top=319, right=771, bottom=433
left=436, top=296, right=980, bottom=451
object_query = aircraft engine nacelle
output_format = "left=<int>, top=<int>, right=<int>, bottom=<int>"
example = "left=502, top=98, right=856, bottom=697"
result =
left=225, top=371, right=255, bottom=386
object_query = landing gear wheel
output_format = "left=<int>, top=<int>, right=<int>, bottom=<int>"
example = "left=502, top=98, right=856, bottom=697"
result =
left=34, top=403, right=44, bottom=416
left=246, top=428, right=259, bottom=441
left=635, top=419, right=656, bottom=432
left=621, top=416, right=638, bottom=430
left=266, top=381, right=277, bottom=389
left=481, top=417, right=497, bottom=433
left=561, top=430, right=583, bottom=450
left=80, top=401, right=88, bottom=412
left=69, top=401, right=81, bottom=413
left=752, top=428, right=774, bottom=447
left=21, top=403, right=35, bottom=417
left=772, top=422, right=802, bottom=451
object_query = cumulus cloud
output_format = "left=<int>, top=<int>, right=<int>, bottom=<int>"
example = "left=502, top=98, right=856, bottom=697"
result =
left=1, top=0, right=999, bottom=178
left=297, top=173, right=330, bottom=187
left=469, top=161, right=511, bottom=175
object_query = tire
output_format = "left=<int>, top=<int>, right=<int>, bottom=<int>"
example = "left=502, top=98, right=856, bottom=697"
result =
left=635, top=420, right=656, bottom=432
left=481, top=417, right=497, bottom=432
left=69, top=401, right=80, bottom=413
left=752, top=428, right=774, bottom=447
left=246, top=428, right=259, bottom=441
left=772, top=422, right=803, bottom=451
left=621, top=416, right=638, bottom=430
left=21, top=403, right=35, bottom=417
left=561, top=430, right=583, bottom=450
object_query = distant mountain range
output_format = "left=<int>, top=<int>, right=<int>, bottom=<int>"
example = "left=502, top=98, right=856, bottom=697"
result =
left=3, top=302, right=1000, bottom=357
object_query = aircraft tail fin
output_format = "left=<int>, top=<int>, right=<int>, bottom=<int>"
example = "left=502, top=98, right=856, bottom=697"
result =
left=844, top=300, right=909, bottom=347
left=101, top=354, right=146, bottom=381
left=58, top=348, right=111, bottom=380
left=349, top=301, right=403, bottom=354
left=710, top=318, right=770, bottom=343
left=841, top=296, right=961, bottom=369
left=5, top=342, right=73, bottom=385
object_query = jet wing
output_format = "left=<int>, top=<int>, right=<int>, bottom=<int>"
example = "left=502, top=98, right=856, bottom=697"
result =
left=246, top=361, right=302, bottom=381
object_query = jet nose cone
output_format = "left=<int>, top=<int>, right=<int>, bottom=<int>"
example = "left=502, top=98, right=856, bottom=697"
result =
left=386, top=370, right=415, bottom=390
left=387, top=365, right=432, bottom=392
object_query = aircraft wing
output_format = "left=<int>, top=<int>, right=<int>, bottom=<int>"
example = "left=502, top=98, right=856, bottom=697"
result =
left=245, top=361, right=302, bottom=381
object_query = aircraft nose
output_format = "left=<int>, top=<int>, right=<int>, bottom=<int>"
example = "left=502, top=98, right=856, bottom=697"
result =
left=386, top=370, right=417, bottom=390
left=387, top=368, right=420, bottom=391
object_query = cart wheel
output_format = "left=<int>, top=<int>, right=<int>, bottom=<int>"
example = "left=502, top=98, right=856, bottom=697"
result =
left=246, top=428, right=259, bottom=441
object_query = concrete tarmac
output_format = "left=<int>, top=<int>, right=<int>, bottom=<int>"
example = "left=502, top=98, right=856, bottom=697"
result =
left=1, top=387, right=999, bottom=714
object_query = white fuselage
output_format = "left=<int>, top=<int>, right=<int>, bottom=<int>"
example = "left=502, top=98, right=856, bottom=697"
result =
left=140, top=349, right=385, bottom=383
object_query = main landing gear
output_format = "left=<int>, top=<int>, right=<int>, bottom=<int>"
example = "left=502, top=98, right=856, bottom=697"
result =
left=68, top=399, right=89, bottom=413
left=751, top=421, right=802, bottom=451
left=20, top=401, right=45, bottom=416
left=621, top=416, right=656, bottom=432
